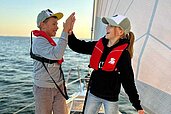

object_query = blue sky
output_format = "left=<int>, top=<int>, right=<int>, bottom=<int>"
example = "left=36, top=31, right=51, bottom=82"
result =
left=0, top=0, right=93, bottom=39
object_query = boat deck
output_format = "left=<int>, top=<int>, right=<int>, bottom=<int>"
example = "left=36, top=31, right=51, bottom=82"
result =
left=68, top=95, right=104, bottom=114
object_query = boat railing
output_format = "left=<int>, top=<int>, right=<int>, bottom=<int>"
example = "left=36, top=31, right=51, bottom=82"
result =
left=13, top=66, right=87, bottom=114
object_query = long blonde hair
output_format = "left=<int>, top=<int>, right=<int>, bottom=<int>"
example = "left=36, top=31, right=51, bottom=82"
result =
left=126, top=32, right=135, bottom=58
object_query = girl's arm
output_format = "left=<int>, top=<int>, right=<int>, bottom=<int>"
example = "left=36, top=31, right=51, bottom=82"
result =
left=119, top=50, right=143, bottom=111
left=68, top=32, right=97, bottom=55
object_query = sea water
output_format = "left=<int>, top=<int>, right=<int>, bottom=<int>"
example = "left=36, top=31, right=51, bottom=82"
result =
left=0, top=36, right=138, bottom=114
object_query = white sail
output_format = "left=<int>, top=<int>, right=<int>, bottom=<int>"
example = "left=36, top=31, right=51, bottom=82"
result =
left=92, top=0, right=171, bottom=114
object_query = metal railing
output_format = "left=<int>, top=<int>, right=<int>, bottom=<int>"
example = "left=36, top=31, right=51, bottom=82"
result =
left=13, top=66, right=86, bottom=114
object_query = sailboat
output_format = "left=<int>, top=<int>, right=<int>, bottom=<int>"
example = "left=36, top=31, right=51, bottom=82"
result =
left=13, top=0, right=171, bottom=114
left=91, top=0, right=171, bottom=114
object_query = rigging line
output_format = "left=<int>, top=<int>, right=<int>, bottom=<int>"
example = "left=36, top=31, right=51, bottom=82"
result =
left=96, top=0, right=105, bottom=40
left=149, top=34, right=171, bottom=50
left=99, top=0, right=108, bottom=38
left=104, top=0, right=109, bottom=16
left=99, top=0, right=103, bottom=16
left=13, top=76, right=83, bottom=114
left=113, top=0, right=121, bottom=15
left=99, top=1, right=111, bottom=39
left=124, top=0, right=134, bottom=15
left=135, top=33, right=147, bottom=42
left=13, top=102, right=35, bottom=114
left=136, top=0, right=159, bottom=79
left=107, top=0, right=115, bottom=16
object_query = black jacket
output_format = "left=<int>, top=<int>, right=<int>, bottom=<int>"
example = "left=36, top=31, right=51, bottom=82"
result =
left=68, top=33, right=142, bottom=111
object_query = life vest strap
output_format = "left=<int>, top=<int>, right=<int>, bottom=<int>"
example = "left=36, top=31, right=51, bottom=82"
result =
left=30, top=30, right=63, bottom=64
left=30, top=31, right=68, bottom=100
left=30, top=31, right=58, bottom=64
left=30, top=51, right=58, bottom=64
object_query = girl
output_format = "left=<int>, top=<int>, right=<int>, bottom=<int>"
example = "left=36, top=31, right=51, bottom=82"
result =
left=68, top=14, right=144, bottom=114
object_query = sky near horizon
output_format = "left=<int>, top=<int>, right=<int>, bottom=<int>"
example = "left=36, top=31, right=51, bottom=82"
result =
left=0, top=0, right=93, bottom=39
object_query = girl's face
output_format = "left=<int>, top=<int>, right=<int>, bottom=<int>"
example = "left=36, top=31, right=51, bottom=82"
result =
left=105, top=25, right=124, bottom=40
left=40, top=17, right=58, bottom=37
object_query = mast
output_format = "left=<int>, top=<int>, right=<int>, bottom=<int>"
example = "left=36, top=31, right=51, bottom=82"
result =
left=91, top=0, right=96, bottom=41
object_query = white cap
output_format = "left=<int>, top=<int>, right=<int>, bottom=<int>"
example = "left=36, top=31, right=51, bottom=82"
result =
left=102, top=15, right=131, bottom=34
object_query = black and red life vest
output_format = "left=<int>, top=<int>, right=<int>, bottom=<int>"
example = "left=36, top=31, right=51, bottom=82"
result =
left=31, top=30, right=63, bottom=64
left=30, top=30, right=68, bottom=100
left=90, top=38, right=128, bottom=71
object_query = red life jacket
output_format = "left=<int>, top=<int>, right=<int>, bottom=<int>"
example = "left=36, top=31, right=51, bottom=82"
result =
left=90, top=38, right=128, bottom=71
left=32, top=30, right=63, bottom=64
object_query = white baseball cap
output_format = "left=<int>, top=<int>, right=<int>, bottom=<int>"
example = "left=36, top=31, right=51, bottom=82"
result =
left=37, top=9, right=63, bottom=28
left=102, top=15, right=131, bottom=34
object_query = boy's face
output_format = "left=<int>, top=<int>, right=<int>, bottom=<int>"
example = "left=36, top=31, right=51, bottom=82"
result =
left=41, top=17, right=58, bottom=37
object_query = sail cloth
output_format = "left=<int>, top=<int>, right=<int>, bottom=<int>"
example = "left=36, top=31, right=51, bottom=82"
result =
left=92, top=0, right=171, bottom=113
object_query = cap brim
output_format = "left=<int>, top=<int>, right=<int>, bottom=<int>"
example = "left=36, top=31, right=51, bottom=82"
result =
left=52, top=12, right=63, bottom=20
left=102, top=17, right=118, bottom=27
